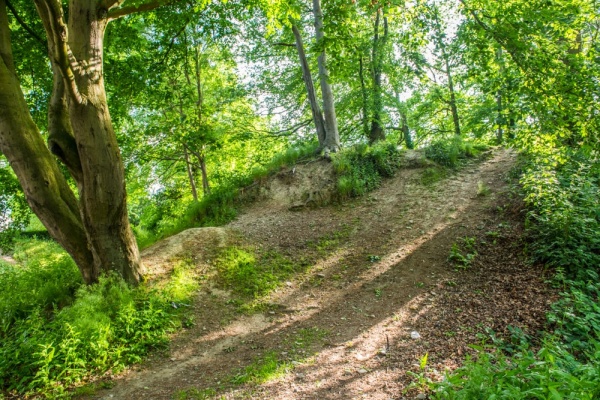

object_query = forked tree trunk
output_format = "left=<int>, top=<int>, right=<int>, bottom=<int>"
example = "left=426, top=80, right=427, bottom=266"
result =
left=0, top=0, right=142, bottom=284
left=292, top=23, right=327, bottom=147
left=313, top=0, right=340, bottom=153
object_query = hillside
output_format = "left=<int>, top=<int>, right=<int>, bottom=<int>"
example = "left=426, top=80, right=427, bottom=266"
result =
left=88, top=149, right=553, bottom=400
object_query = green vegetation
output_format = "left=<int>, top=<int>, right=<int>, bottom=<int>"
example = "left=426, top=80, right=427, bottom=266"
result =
left=333, top=141, right=403, bottom=200
left=448, top=237, right=477, bottom=270
left=424, top=138, right=488, bottom=168
left=434, top=150, right=600, bottom=398
left=231, top=327, right=327, bottom=385
left=0, top=239, right=198, bottom=397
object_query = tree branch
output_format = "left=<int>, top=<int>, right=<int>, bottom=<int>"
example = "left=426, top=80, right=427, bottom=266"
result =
left=5, top=0, right=46, bottom=48
left=108, top=0, right=175, bottom=21
left=33, top=0, right=85, bottom=104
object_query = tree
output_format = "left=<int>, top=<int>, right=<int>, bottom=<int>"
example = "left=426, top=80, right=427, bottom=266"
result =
left=0, top=0, right=174, bottom=284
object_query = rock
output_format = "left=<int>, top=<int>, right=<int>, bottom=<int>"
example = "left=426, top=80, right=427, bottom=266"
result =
left=410, top=331, right=421, bottom=340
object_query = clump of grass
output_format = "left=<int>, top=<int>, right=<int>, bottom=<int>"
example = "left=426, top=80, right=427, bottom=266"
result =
left=333, top=141, right=403, bottom=200
left=215, top=247, right=308, bottom=300
left=425, top=137, right=488, bottom=168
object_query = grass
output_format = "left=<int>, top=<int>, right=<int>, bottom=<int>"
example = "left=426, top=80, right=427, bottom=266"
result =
left=333, top=141, right=403, bottom=200
left=230, top=327, right=328, bottom=385
left=0, top=239, right=200, bottom=398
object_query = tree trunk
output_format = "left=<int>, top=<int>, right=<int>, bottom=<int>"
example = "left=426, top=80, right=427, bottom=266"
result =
left=495, top=47, right=504, bottom=144
left=369, top=8, right=387, bottom=144
left=199, top=155, right=210, bottom=196
left=445, top=56, right=461, bottom=137
left=401, top=111, right=414, bottom=149
left=0, top=0, right=95, bottom=282
left=312, top=0, right=340, bottom=153
left=358, top=55, right=369, bottom=138
left=183, top=146, right=199, bottom=202
left=0, top=0, right=143, bottom=285
left=291, top=23, right=326, bottom=147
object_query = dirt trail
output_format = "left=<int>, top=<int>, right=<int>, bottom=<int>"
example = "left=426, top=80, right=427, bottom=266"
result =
left=91, top=149, right=553, bottom=400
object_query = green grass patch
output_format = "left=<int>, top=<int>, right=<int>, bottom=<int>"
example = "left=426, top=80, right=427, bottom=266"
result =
left=333, top=141, right=403, bottom=200
left=230, top=327, right=328, bottom=386
left=424, top=137, right=489, bottom=168
left=0, top=239, right=200, bottom=398
left=214, top=247, right=311, bottom=312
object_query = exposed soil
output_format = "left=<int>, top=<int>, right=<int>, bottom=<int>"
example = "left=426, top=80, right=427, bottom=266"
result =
left=89, top=149, right=555, bottom=400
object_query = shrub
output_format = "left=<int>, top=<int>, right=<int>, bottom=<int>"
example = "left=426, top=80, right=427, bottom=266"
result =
left=333, top=141, right=402, bottom=200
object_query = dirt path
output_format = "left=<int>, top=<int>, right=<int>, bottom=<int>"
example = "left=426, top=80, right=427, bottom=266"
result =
left=90, top=149, right=554, bottom=400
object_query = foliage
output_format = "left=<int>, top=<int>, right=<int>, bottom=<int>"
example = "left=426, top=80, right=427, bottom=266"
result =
left=333, top=141, right=402, bottom=200
left=425, top=137, right=488, bottom=168
left=0, top=240, right=198, bottom=397
left=521, top=150, right=600, bottom=275
left=0, top=160, right=32, bottom=252
left=435, top=151, right=600, bottom=399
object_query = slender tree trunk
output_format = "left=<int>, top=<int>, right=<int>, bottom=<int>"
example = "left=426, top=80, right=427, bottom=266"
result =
left=369, top=8, right=387, bottom=144
left=183, top=146, right=199, bottom=202
left=401, top=111, right=413, bottom=149
left=445, top=57, right=461, bottom=137
left=495, top=47, right=504, bottom=144
left=313, top=0, right=340, bottom=152
left=199, top=155, right=210, bottom=196
left=291, top=23, right=326, bottom=147
left=432, top=6, right=460, bottom=137
left=358, top=56, right=369, bottom=137
left=190, top=149, right=210, bottom=196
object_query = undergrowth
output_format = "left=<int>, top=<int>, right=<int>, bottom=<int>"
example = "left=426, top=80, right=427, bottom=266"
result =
left=424, top=137, right=489, bottom=168
left=434, top=148, right=600, bottom=399
left=333, top=141, right=402, bottom=200
left=0, top=239, right=198, bottom=398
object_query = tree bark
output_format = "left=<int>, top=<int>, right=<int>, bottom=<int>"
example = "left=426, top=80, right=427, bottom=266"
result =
left=369, top=8, right=387, bottom=144
left=358, top=55, right=369, bottom=138
left=183, top=146, right=199, bottom=202
left=0, top=0, right=143, bottom=284
left=0, top=0, right=95, bottom=282
left=291, top=23, right=326, bottom=147
left=312, top=0, right=340, bottom=153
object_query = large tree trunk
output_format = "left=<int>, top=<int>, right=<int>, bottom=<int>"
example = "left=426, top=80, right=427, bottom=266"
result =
left=0, top=0, right=95, bottom=282
left=292, top=23, right=326, bottom=147
left=312, top=0, right=340, bottom=153
left=0, top=0, right=143, bottom=284
left=369, top=8, right=387, bottom=144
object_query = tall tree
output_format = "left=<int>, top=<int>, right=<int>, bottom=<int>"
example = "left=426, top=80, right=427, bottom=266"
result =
left=0, top=0, right=175, bottom=284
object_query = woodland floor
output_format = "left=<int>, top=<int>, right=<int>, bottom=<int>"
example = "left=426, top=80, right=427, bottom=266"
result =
left=88, top=149, right=556, bottom=400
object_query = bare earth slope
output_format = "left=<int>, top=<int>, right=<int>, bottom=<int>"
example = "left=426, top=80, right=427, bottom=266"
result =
left=91, top=149, right=554, bottom=400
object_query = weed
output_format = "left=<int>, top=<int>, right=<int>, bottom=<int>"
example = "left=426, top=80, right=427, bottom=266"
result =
left=448, top=237, right=477, bottom=269
left=367, top=255, right=381, bottom=263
